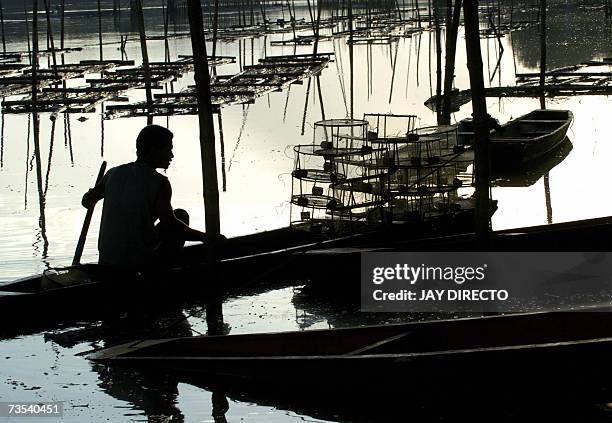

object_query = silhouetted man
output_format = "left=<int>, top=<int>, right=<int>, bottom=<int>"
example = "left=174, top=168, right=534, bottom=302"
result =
left=82, top=125, right=207, bottom=268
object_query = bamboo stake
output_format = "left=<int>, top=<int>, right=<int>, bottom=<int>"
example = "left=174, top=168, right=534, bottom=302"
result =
left=42, top=0, right=58, bottom=78
left=60, top=0, right=65, bottom=50
left=539, top=0, right=546, bottom=109
left=212, top=0, right=220, bottom=60
left=441, top=0, right=462, bottom=124
left=463, top=0, right=492, bottom=245
left=133, top=0, right=154, bottom=124
left=162, top=0, right=170, bottom=62
left=348, top=0, right=354, bottom=118
left=433, top=4, right=442, bottom=123
left=25, top=3, right=32, bottom=65
left=0, top=0, right=6, bottom=54
left=98, top=0, right=104, bottom=61
left=186, top=0, right=222, bottom=257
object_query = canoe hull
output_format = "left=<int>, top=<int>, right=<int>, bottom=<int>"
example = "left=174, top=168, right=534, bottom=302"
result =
left=90, top=306, right=612, bottom=401
left=5, top=212, right=612, bottom=333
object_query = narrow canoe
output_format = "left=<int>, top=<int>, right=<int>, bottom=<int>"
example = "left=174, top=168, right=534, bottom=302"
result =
left=4, top=214, right=612, bottom=332
left=88, top=303, right=612, bottom=399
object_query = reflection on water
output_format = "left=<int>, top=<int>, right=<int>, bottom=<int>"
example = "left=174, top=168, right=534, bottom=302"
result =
left=1, top=2, right=612, bottom=421
left=58, top=285, right=612, bottom=422
left=491, top=136, right=573, bottom=187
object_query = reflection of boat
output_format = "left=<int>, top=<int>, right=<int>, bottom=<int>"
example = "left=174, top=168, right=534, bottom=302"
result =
left=492, top=136, right=573, bottom=187
left=424, top=88, right=472, bottom=112
left=459, top=109, right=573, bottom=167
left=89, top=304, right=612, bottom=404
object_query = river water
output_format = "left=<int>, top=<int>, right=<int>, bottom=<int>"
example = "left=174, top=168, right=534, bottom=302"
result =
left=2, top=1, right=612, bottom=422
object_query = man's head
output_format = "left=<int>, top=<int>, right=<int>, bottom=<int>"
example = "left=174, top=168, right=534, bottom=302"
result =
left=136, top=125, right=174, bottom=169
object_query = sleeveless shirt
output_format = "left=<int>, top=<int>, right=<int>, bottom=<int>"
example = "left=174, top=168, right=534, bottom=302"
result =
left=98, top=162, right=167, bottom=267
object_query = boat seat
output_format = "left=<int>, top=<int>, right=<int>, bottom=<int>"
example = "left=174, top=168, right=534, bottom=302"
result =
left=522, top=130, right=551, bottom=135
left=490, top=137, right=530, bottom=142
left=519, top=120, right=567, bottom=124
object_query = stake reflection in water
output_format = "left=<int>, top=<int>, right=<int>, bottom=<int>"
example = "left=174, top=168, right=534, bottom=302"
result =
left=544, top=173, right=552, bottom=224
left=206, top=301, right=230, bottom=422
left=32, top=111, right=49, bottom=259
left=301, top=77, right=311, bottom=135
left=218, top=110, right=227, bottom=192
left=0, top=105, right=4, bottom=168
left=43, top=115, right=56, bottom=197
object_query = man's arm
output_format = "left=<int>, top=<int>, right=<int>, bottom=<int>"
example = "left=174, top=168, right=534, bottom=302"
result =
left=156, top=179, right=208, bottom=242
left=81, top=180, right=105, bottom=209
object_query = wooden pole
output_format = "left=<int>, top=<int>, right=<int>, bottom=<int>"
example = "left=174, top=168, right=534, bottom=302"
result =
left=162, top=0, right=170, bottom=62
left=348, top=0, right=354, bottom=118
left=186, top=0, right=222, bottom=257
left=463, top=0, right=491, bottom=245
left=25, top=3, right=32, bottom=65
left=433, top=4, right=442, bottom=124
left=134, top=0, right=154, bottom=124
left=0, top=0, right=6, bottom=54
left=539, top=0, right=546, bottom=109
left=212, top=0, right=220, bottom=59
left=42, top=0, right=58, bottom=77
left=32, top=0, right=39, bottom=104
left=60, top=0, right=65, bottom=50
left=441, top=0, right=462, bottom=124
left=98, top=0, right=104, bottom=61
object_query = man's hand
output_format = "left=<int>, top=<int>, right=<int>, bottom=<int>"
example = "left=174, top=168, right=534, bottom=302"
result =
left=198, top=233, right=228, bottom=244
left=81, top=186, right=103, bottom=209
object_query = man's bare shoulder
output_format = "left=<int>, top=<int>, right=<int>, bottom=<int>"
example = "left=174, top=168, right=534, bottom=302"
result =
left=109, top=162, right=168, bottom=180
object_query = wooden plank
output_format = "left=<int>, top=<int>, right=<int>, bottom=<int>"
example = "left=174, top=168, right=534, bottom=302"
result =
left=43, top=85, right=129, bottom=93
left=518, top=119, right=567, bottom=124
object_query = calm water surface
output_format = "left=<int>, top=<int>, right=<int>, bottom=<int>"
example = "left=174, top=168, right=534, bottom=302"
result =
left=2, top=2, right=612, bottom=422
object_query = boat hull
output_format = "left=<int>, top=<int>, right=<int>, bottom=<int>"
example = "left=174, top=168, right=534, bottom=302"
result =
left=4, top=213, right=612, bottom=333
left=89, top=306, right=612, bottom=401
left=490, top=109, right=573, bottom=166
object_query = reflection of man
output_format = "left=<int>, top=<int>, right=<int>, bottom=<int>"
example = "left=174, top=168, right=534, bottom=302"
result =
left=82, top=125, right=207, bottom=268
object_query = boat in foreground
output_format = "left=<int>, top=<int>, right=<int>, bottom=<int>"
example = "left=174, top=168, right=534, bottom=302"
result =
left=88, top=303, right=612, bottom=399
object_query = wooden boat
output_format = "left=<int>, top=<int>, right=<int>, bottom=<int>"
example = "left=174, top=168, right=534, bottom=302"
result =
left=4, top=214, right=612, bottom=334
left=458, top=109, right=573, bottom=167
left=0, top=226, right=330, bottom=330
left=491, top=109, right=573, bottom=166
left=88, top=303, right=612, bottom=399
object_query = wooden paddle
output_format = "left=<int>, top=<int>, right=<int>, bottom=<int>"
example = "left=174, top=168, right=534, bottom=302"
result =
left=72, top=161, right=107, bottom=266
